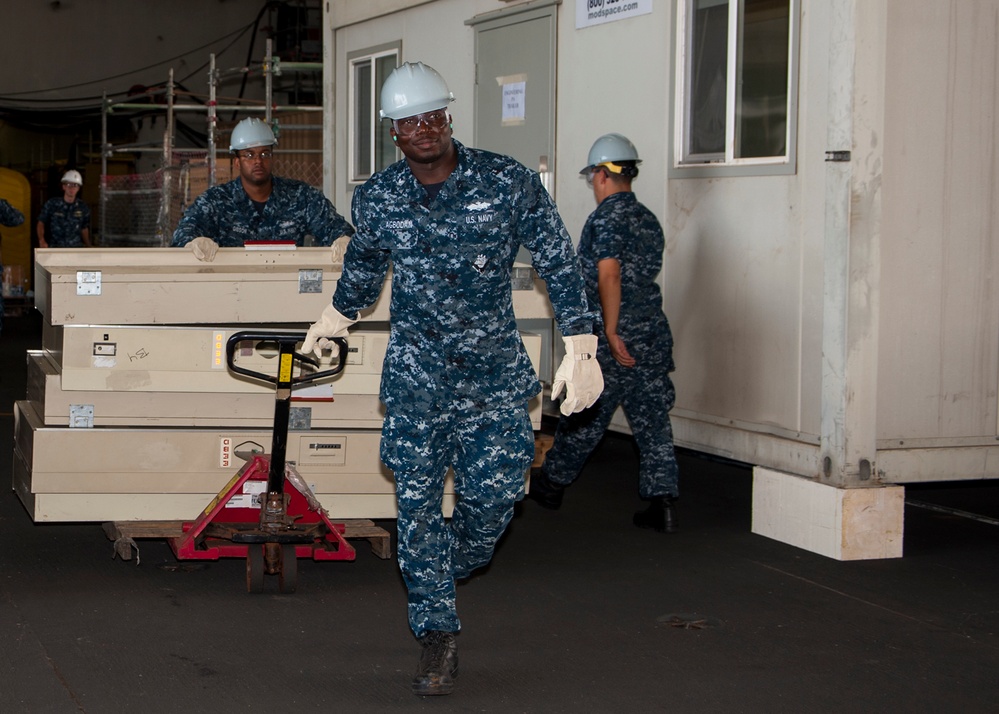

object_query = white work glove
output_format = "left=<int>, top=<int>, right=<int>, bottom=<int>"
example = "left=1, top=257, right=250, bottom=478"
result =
left=551, top=334, right=604, bottom=415
left=329, top=235, right=351, bottom=265
left=302, top=303, right=357, bottom=360
left=189, top=236, right=219, bottom=262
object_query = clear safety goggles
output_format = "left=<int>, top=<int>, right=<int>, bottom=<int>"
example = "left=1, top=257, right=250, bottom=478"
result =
left=237, top=150, right=273, bottom=162
left=584, top=162, right=631, bottom=186
left=393, top=109, right=449, bottom=138
left=584, top=167, right=606, bottom=187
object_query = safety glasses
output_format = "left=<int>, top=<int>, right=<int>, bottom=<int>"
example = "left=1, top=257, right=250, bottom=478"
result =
left=393, top=109, right=449, bottom=138
left=237, top=150, right=273, bottom=162
left=584, top=167, right=604, bottom=187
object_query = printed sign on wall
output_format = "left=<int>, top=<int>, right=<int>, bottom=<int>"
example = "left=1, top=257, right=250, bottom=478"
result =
left=576, top=0, right=653, bottom=29
left=498, top=74, right=527, bottom=126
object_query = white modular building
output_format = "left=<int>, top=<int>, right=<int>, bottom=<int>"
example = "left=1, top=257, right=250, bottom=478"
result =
left=323, top=0, right=999, bottom=559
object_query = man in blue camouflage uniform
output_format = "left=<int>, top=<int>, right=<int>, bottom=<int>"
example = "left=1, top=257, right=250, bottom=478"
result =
left=0, top=196, right=26, bottom=335
left=171, top=118, right=352, bottom=261
left=530, top=133, right=680, bottom=534
left=303, top=62, right=603, bottom=697
left=37, top=170, right=91, bottom=248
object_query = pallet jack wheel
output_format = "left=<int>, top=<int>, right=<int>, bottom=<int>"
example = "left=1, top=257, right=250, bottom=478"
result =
left=246, top=545, right=265, bottom=594
left=279, top=544, right=298, bottom=594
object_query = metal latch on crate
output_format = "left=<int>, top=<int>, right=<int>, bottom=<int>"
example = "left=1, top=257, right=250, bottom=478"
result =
left=76, top=271, right=102, bottom=296
left=298, top=269, right=323, bottom=293
left=69, top=404, right=94, bottom=428
left=289, top=406, right=313, bottom=431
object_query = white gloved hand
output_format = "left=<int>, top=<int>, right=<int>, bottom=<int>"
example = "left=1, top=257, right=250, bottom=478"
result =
left=329, top=235, right=351, bottom=265
left=189, top=236, right=219, bottom=262
left=551, top=334, right=604, bottom=415
left=302, top=303, right=357, bottom=359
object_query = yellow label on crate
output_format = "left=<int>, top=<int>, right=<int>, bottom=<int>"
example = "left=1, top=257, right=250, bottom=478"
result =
left=279, top=352, right=293, bottom=383
left=204, top=471, right=243, bottom=516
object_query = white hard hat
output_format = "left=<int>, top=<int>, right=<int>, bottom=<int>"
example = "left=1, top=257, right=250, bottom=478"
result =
left=61, top=170, right=83, bottom=186
left=379, top=62, right=454, bottom=121
left=581, top=133, right=642, bottom=175
left=230, top=118, right=277, bottom=152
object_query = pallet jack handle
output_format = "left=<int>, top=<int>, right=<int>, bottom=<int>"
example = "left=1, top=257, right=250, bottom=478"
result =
left=225, top=331, right=348, bottom=386
left=226, top=331, right=348, bottom=494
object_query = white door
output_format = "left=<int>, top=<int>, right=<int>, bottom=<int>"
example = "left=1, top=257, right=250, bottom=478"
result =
left=469, top=1, right=560, bottom=385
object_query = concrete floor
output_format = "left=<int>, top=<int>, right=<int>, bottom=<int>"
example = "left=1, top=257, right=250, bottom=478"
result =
left=2, top=312, right=998, bottom=713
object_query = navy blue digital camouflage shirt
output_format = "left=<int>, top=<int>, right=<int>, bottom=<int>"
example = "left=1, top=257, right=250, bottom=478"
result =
left=171, top=176, right=353, bottom=247
left=333, top=140, right=596, bottom=414
left=38, top=197, right=89, bottom=247
left=578, top=191, right=674, bottom=368
left=0, top=198, right=24, bottom=227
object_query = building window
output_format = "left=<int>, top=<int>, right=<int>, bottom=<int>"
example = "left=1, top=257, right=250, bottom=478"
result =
left=674, top=0, right=798, bottom=173
left=348, top=44, right=400, bottom=182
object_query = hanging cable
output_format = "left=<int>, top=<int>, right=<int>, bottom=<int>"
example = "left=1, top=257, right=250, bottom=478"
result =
left=231, top=1, right=287, bottom=120
left=0, top=22, right=254, bottom=100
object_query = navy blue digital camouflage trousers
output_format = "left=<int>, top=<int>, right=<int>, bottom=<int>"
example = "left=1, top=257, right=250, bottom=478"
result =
left=542, top=339, right=679, bottom=500
left=380, top=403, right=534, bottom=638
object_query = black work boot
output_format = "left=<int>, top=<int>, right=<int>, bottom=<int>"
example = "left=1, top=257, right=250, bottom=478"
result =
left=527, top=468, right=565, bottom=510
left=633, top=497, right=678, bottom=534
left=412, top=631, right=458, bottom=696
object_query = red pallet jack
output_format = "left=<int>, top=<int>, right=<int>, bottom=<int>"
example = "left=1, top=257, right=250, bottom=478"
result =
left=167, top=331, right=353, bottom=593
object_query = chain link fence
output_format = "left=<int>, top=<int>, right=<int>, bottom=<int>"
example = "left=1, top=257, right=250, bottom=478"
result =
left=100, top=170, right=171, bottom=247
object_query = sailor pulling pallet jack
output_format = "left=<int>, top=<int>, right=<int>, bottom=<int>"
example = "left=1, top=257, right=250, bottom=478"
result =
left=303, top=62, right=604, bottom=697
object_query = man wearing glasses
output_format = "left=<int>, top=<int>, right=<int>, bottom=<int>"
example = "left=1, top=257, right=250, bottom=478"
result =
left=301, top=62, right=603, bottom=696
left=171, top=117, right=353, bottom=261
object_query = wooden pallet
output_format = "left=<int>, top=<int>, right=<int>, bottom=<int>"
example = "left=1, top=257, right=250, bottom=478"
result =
left=103, top=518, right=392, bottom=563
